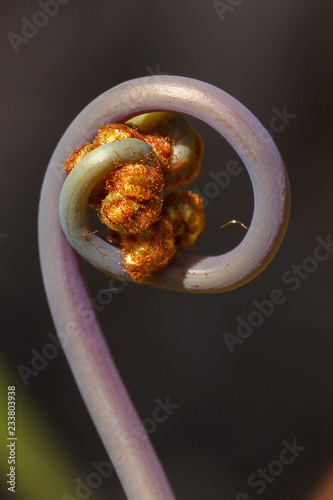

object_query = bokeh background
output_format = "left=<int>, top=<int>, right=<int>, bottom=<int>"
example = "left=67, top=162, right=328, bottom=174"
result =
left=1, top=1, right=333, bottom=499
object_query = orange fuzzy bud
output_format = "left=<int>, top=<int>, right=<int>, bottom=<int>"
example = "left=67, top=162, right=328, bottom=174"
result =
left=93, top=123, right=143, bottom=146
left=106, top=161, right=164, bottom=202
left=62, top=113, right=205, bottom=282
left=120, top=217, right=176, bottom=282
left=100, top=157, right=164, bottom=234
left=100, top=188, right=163, bottom=235
left=139, top=133, right=171, bottom=167
left=163, top=191, right=204, bottom=246
left=63, top=142, right=97, bottom=175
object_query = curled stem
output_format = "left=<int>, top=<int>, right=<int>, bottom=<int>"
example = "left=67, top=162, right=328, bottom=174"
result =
left=59, top=138, right=156, bottom=281
left=38, top=76, right=290, bottom=499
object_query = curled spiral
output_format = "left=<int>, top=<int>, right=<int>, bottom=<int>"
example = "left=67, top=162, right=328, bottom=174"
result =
left=56, top=76, right=290, bottom=293
left=59, top=112, right=205, bottom=283
left=38, top=76, right=290, bottom=500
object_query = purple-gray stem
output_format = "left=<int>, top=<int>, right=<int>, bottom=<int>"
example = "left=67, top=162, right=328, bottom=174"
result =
left=38, top=76, right=290, bottom=499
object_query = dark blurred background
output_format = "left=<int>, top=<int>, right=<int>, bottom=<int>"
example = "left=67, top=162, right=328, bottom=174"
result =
left=1, top=1, right=332, bottom=499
